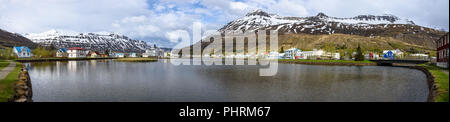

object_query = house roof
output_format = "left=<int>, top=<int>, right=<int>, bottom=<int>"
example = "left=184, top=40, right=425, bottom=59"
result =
left=14, top=46, right=31, bottom=53
left=68, top=47, right=84, bottom=50
left=58, top=48, right=68, bottom=53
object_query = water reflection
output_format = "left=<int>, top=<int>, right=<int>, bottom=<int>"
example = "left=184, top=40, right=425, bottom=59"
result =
left=27, top=59, right=429, bottom=102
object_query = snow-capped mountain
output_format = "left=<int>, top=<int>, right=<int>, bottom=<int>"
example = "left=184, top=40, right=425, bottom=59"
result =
left=200, top=10, right=446, bottom=51
left=220, top=9, right=418, bottom=34
left=25, top=30, right=151, bottom=52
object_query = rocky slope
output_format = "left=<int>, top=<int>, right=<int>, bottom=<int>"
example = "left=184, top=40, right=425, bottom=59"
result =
left=0, top=28, right=37, bottom=48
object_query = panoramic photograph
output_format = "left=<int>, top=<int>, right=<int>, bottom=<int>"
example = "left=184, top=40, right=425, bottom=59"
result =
left=0, top=0, right=448, bottom=105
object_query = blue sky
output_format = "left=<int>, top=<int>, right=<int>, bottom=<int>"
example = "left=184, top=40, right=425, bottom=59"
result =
left=0, top=0, right=448, bottom=47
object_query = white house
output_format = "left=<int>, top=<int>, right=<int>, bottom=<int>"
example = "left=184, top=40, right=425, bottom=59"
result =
left=129, top=53, right=138, bottom=57
left=87, top=51, right=99, bottom=58
left=114, top=53, right=125, bottom=58
left=13, top=46, right=32, bottom=58
left=67, top=47, right=86, bottom=58
left=299, top=49, right=325, bottom=59
left=410, top=53, right=429, bottom=57
left=143, top=47, right=164, bottom=57
left=56, top=48, right=68, bottom=57
left=284, top=48, right=302, bottom=59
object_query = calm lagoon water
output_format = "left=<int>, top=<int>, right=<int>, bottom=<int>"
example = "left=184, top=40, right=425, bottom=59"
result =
left=26, top=59, right=429, bottom=102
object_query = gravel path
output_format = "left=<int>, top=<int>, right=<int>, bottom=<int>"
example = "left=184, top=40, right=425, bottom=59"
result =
left=0, top=62, right=16, bottom=80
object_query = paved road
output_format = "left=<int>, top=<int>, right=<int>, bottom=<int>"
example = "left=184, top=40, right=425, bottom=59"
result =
left=0, top=62, right=16, bottom=80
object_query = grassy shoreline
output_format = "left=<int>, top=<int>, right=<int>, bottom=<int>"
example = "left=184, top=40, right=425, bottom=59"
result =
left=114, top=58, right=158, bottom=62
left=0, top=62, right=22, bottom=102
left=279, top=59, right=376, bottom=66
left=15, top=57, right=118, bottom=62
left=419, top=64, right=449, bottom=102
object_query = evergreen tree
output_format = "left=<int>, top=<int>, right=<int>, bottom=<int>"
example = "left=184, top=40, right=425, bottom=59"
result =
left=279, top=47, right=284, bottom=53
left=355, top=44, right=365, bottom=61
left=105, top=49, right=109, bottom=56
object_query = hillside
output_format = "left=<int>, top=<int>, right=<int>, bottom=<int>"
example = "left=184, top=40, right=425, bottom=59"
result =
left=0, top=29, right=37, bottom=48
left=193, top=10, right=447, bottom=55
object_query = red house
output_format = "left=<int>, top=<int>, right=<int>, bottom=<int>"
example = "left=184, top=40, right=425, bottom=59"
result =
left=436, top=33, right=449, bottom=68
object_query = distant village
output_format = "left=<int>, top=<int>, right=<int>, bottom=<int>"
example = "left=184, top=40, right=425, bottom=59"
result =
left=11, top=45, right=168, bottom=59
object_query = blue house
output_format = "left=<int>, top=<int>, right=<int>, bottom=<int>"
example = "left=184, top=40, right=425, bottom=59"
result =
left=13, top=46, right=32, bottom=58
left=383, top=50, right=395, bottom=59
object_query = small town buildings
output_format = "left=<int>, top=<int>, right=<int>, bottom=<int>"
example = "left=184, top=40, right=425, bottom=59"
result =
left=410, top=53, right=429, bottom=60
left=100, top=54, right=108, bottom=58
left=114, top=53, right=125, bottom=58
left=383, top=49, right=403, bottom=59
left=284, top=48, right=301, bottom=59
left=129, top=53, right=138, bottom=57
left=365, top=52, right=380, bottom=60
left=299, top=49, right=325, bottom=60
left=267, top=51, right=280, bottom=59
left=67, top=47, right=86, bottom=58
left=13, top=46, right=32, bottom=58
left=329, top=53, right=340, bottom=60
left=86, top=51, right=100, bottom=58
left=436, top=32, right=449, bottom=68
left=143, top=47, right=164, bottom=57
left=56, top=48, right=68, bottom=57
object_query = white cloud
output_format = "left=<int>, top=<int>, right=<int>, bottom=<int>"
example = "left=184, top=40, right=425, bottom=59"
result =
left=230, top=2, right=249, bottom=11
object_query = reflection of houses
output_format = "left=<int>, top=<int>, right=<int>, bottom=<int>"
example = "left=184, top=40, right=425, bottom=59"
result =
left=68, top=47, right=86, bottom=58
left=436, top=33, right=449, bottom=68
left=87, top=51, right=99, bottom=58
left=142, top=47, right=164, bottom=57
left=13, top=46, right=32, bottom=58
left=56, top=48, right=68, bottom=57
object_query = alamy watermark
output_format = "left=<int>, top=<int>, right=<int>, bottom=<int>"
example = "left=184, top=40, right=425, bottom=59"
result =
left=168, top=22, right=279, bottom=76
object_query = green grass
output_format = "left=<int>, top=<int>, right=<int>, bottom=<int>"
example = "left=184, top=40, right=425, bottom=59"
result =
left=115, top=58, right=158, bottom=62
left=279, top=59, right=375, bottom=64
left=419, top=64, right=449, bottom=102
left=0, top=60, right=11, bottom=70
left=14, top=57, right=116, bottom=62
left=0, top=62, right=22, bottom=102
